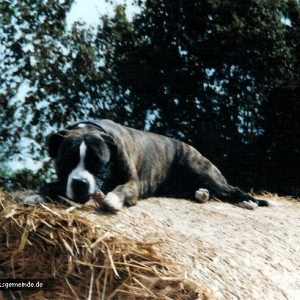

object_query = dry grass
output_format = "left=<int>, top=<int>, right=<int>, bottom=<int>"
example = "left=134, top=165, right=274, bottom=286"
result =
left=94, top=194, right=300, bottom=300
left=2, top=189, right=298, bottom=299
left=0, top=190, right=210, bottom=300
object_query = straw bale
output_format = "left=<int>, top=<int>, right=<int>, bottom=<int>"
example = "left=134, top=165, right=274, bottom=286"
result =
left=100, top=194, right=300, bottom=300
left=0, top=190, right=210, bottom=300
left=2, top=189, right=299, bottom=299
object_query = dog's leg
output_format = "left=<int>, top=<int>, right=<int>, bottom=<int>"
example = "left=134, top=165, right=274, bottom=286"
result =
left=23, top=181, right=64, bottom=204
left=215, top=186, right=269, bottom=209
left=197, top=172, right=269, bottom=209
left=102, top=180, right=139, bottom=213
left=184, top=147, right=269, bottom=209
left=195, top=188, right=210, bottom=203
left=24, top=194, right=45, bottom=204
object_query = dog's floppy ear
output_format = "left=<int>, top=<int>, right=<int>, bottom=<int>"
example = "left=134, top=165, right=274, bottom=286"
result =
left=48, top=130, right=69, bottom=158
left=99, top=133, right=115, bottom=146
left=98, top=133, right=118, bottom=157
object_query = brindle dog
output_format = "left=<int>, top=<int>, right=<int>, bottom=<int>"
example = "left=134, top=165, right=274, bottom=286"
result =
left=25, top=119, right=269, bottom=212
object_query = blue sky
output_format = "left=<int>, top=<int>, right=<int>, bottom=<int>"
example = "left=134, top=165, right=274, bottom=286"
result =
left=66, top=0, right=140, bottom=29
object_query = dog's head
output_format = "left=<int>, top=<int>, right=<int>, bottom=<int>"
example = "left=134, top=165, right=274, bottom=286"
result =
left=48, top=124, right=115, bottom=203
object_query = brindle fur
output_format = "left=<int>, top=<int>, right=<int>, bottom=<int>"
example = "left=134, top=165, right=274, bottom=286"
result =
left=40, top=119, right=268, bottom=210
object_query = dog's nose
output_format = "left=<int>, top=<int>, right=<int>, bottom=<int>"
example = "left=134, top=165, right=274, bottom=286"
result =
left=71, top=178, right=90, bottom=198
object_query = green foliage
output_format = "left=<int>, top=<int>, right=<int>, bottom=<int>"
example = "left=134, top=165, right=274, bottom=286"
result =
left=105, top=0, right=300, bottom=190
left=0, top=0, right=125, bottom=163
left=258, top=87, right=300, bottom=195
left=0, top=165, right=45, bottom=191
left=1, top=0, right=300, bottom=194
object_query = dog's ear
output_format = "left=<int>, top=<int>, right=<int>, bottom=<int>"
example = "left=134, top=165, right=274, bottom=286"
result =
left=98, top=133, right=118, bottom=157
left=48, top=130, right=69, bottom=158
left=99, top=133, right=115, bottom=146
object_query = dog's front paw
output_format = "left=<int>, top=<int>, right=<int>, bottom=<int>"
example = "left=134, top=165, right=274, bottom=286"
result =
left=236, top=200, right=259, bottom=210
left=195, top=188, right=210, bottom=203
left=102, top=192, right=124, bottom=213
left=23, top=194, right=45, bottom=205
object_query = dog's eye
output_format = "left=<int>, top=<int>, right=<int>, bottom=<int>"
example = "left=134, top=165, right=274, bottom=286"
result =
left=85, top=152, right=110, bottom=176
left=63, top=151, right=80, bottom=167
left=56, top=157, right=78, bottom=177
left=55, top=147, right=80, bottom=177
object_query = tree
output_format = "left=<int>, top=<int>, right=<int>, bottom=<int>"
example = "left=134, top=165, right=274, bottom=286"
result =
left=104, top=0, right=300, bottom=190
left=0, top=0, right=124, bottom=173
left=1, top=0, right=74, bottom=167
left=1, top=0, right=300, bottom=195
left=258, top=87, right=300, bottom=195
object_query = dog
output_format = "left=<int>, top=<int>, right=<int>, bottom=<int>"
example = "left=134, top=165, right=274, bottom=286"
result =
left=25, top=119, right=269, bottom=211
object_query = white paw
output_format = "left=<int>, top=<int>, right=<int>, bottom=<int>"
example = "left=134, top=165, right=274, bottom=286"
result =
left=265, top=200, right=279, bottom=207
left=236, top=200, right=258, bottom=210
left=102, top=192, right=123, bottom=212
left=195, top=188, right=210, bottom=203
left=23, top=195, right=45, bottom=204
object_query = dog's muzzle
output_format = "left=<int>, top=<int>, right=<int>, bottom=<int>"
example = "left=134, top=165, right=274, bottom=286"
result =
left=69, top=177, right=92, bottom=203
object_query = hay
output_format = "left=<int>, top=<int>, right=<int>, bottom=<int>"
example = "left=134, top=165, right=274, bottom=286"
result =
left=0, top=190, right=209, bottom=300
